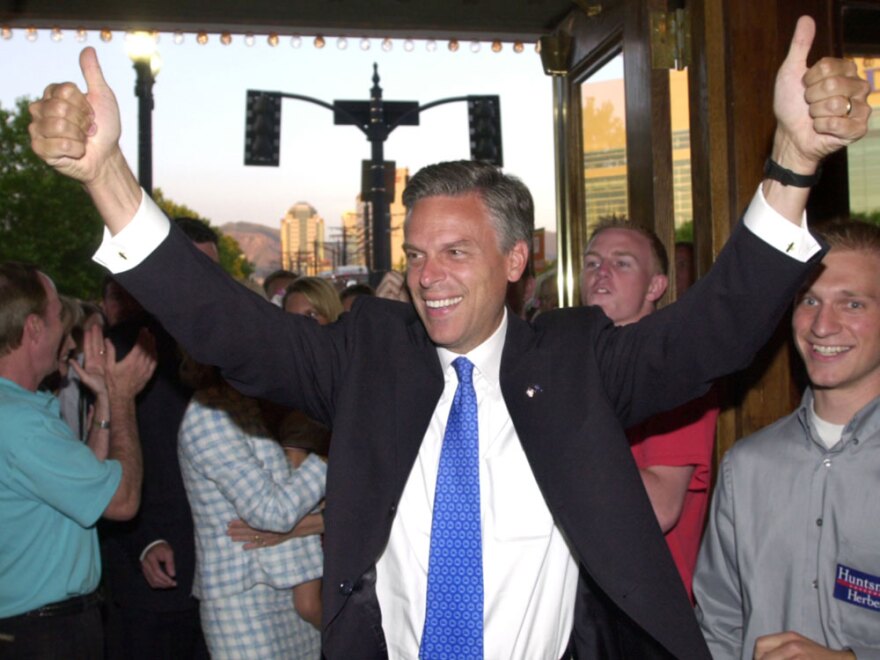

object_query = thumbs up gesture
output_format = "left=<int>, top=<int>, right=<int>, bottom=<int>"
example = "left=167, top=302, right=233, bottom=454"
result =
left=29, top=47, right=123, bottom=185
left=772, top=16, right=871, bottom=174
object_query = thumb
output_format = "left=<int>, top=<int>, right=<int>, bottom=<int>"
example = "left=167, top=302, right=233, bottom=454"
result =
left=79, top=47, right=109, bottom=94
left=783, top=15, right=816, bottom=70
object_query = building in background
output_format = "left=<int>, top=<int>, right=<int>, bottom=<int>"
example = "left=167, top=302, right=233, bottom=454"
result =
left=848, top=58, right=880, bottom=218
left=580, top=64, right=692, bottom=236
left=340, top=166, right=410, bottom=272
left=281, top=202, right=325, bottom=275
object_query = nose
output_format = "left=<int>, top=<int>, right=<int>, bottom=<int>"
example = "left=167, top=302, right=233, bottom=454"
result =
left=419, top=255, right=445, bottom=289
left=810, top=303, right=841, bottom=338
left=594, top=260, right=612, bottom=281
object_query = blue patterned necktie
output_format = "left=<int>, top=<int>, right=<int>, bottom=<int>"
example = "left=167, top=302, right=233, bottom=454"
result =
left=419, top=356, right=483, bottom=659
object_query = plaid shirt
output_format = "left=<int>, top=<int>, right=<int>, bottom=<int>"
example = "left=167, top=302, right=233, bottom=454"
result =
left=178, top=385, right=325, bottom=600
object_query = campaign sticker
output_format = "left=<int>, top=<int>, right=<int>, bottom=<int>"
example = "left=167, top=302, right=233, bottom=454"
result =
left=834, top=564, right=880, bottom=613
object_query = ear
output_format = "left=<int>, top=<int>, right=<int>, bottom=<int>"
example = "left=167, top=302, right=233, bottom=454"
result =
left=505, top=240, right=530, bottom=283
left=23, top=314, right=44, bottom=343
left=646, top=274, right=669, bottom=303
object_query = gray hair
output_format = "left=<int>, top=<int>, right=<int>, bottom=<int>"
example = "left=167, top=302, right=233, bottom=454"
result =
left=402, top=160, right=534, bottom=252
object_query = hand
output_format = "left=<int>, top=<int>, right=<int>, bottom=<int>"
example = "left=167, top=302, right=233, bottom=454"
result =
left=29, top=47, right=123, bottom=185
left=284, top=446, right=309, bottom=468
left=140, top=542, right=178, bottom=589
left=69, top=324, right=109, bottom=398
left=105, top=328, right=157, bottom=399
left=772, top=16, right=871, bottom=173
left=226, top=519, right=295, bottom=550
left=375, top=270, right=411, bottom=304
left=754, top=631, right=856, bottom=660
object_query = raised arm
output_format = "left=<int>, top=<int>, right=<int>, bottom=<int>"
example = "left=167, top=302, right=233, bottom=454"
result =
left=101, top=328, right=157, bottom=520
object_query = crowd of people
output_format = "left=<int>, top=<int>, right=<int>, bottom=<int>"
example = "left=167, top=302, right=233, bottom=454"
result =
left=1, top=13, right=877, bottom=660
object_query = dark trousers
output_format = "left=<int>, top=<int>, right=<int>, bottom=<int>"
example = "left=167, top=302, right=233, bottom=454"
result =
left=103, top=600, right=208, bottom=660
left=0, top=606, right=102, bottom=659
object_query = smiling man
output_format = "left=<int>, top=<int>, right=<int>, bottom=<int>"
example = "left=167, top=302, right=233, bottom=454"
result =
left=27, top=16, right=870, bottom=659
left=694, top=221, right=880, bottom=660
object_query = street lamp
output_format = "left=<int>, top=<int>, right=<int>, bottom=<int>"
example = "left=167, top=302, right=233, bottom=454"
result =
left=125, top=32, right=161, bottom=195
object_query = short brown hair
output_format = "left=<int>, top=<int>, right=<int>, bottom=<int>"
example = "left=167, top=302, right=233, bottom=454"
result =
left=0, top=262, right=48, bottom=357
left=817, top=220, right=880, bottom=257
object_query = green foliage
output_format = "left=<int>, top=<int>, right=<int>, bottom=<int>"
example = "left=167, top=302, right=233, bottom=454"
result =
left=218, top=234, right=254, bottom=280
left=852, top=209, right=880, bottom=226
left=0, top=98, right=106, bottom=300
left=153, top=188, right=254, bottom=280
left=675, top=220, right=694, bottom=243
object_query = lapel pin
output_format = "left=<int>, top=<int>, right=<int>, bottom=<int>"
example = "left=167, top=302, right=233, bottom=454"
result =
left=526, top=384, right=543, bottom=398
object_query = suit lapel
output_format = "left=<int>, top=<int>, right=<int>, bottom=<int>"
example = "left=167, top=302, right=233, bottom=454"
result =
left=390, top=316, right=444, bottom=494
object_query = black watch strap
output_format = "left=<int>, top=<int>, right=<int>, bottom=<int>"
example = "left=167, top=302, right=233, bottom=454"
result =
left=763, top=158, right=822, bottom=187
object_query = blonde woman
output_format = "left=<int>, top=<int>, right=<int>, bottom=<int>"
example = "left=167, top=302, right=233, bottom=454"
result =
left=281, top=277, right=343, bottom=325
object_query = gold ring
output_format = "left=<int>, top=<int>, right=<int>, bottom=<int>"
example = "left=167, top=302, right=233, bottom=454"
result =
left=846, top=99, right=853, bottom=116
left=253, top=535, right=260, bottom=543
left=99, top=349, right=106, bottom=355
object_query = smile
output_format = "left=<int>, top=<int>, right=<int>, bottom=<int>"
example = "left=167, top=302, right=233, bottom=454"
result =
left=812, top=344, right=851, bottom=356
left=425, top=296, right=463, bottom=309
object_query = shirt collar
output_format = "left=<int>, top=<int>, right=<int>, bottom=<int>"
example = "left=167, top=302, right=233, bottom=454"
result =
left=797, top=387, right=880, bottom=449
left=436, top=307, right=507, bottom=389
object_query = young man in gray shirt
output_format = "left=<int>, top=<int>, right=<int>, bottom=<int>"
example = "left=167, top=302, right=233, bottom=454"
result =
left=694, top=221, right=880, bottom=660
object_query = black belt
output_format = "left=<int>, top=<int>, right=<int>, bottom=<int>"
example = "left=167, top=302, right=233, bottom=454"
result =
left=3, top=591, right=101, bottom=621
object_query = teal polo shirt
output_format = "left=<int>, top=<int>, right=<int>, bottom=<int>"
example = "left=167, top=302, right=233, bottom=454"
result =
left=0, top=377, right=122, bottom=617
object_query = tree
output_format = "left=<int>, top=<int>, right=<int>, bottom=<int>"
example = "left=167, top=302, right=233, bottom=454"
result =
left=150, top=190, right=254, bottom=281
left=0, top=98, right=106, bottom=299
left=581, top=96, right=626, bottom=152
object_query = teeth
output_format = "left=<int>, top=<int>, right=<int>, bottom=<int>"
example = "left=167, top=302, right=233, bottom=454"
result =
left=813, top=345, right=849, bottom=356
left=425, top=296, right=462, bottom=309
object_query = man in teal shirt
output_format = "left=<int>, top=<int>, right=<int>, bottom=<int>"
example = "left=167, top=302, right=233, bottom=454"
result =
left=0, top=262, right=153, bottom=657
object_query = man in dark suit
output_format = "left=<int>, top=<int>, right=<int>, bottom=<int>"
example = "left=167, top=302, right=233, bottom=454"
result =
left=100, top=218, right=217, bottom=660
left=29, top=15, right=870, bottom=659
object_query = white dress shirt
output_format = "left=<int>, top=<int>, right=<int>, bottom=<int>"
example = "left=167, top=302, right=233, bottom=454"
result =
left=375, top=310, right=579, bottom=659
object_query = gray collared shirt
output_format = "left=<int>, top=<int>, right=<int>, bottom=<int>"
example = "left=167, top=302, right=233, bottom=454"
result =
left=694, top=389, right=880, bottom=659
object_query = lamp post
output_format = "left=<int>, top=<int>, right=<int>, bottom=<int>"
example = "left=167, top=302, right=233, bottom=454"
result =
left=125, top=32, right=160, bottom=196
left=245, top=68, right=502, bottom=273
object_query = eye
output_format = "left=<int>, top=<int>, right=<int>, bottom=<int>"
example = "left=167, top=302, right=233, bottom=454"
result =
left=614, top=259, right=632, bottom=269
left=799, top=295, right=817, bottom=307
left=583, top=259, right=599, bottom=270
left=847, top=300, right=865, bottom=310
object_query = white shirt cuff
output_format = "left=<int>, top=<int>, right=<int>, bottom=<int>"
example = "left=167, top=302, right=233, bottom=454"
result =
left=742, top=185, right=821, bottom=262
left=92, top=190, right=170, bottom=273
left=139, top=539, right=169, bottom=562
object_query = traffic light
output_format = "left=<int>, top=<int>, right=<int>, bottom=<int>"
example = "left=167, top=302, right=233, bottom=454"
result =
left=244, top=91, right=282, bottom=166
left=467, top=95, right=503, bottom=167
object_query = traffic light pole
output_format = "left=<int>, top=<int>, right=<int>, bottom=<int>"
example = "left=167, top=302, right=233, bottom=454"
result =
left=245, top=66, right=501, bottom=273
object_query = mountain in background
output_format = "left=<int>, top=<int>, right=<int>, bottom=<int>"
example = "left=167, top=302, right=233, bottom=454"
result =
left=220, top=222, right=281, bottom=281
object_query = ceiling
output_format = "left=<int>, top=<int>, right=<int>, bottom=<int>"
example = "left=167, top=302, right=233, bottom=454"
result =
left=1, top=0, right=587, bottom=42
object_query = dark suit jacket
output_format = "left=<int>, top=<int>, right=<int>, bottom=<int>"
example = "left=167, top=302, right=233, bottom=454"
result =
left=100, top=316, right=199, bottom=613
left=116, top=219, right=822, bottom=659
